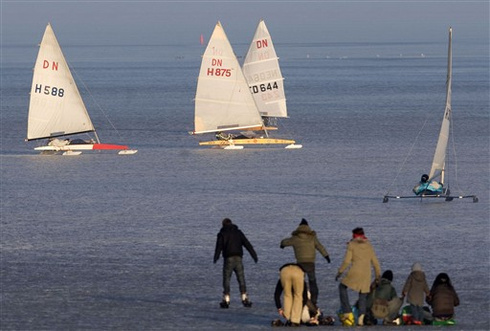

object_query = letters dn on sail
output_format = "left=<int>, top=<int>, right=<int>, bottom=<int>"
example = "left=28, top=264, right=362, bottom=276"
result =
left=256, top=39, right=270, bottom=61
left=43, top=60, right=58, bottom=71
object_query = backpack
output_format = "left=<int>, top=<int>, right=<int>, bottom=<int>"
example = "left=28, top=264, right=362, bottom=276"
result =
left=371, top=290, right=390, bottom=319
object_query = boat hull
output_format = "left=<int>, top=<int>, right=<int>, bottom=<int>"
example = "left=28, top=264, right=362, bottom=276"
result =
left=199, top=138, right=296, bottom=146
left=35, top=143, right=129, bottom=151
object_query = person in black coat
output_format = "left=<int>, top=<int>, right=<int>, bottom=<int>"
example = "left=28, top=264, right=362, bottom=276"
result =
left=427, top=273, right=459, bottom=321
left=214, top=218, right=258, bottom=308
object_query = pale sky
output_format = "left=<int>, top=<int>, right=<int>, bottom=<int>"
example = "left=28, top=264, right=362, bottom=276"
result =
left=1, top=1, right=489, bottom=46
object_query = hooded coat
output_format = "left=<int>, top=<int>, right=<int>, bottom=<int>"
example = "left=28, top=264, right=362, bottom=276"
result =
left=280, top=224, right=329, bottom=263
left=427, top=283, right=459, bottom=317
left=214, top=223, right=257, bottom=262
left=366, top=277, right=397, bottom=308
left=402, top=266, right=430, bottom=307
left=338, top=237, right=381, bottom=293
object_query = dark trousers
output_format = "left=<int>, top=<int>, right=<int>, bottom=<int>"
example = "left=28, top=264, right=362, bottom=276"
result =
left=298, top=262, right=318, bottom=305
left=223, top=256, right=246, bottom=294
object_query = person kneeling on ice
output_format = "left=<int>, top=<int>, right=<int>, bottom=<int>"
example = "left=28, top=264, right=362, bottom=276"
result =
left=365, top=270, right=403, bottom=325
left=213, top=218, right=257, bottom=308
left=273, top=263, right=320, bottom=326
left=336, top=227, right=381, bottom=326
left=426, top=273, right=459, bottom=324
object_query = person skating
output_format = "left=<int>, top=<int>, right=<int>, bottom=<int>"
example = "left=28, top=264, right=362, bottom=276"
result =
left=214, top=218, right=257, bottom=308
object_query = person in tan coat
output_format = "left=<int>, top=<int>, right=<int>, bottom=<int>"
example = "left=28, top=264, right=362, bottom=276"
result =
left=336, top=227, right=381, bottom=326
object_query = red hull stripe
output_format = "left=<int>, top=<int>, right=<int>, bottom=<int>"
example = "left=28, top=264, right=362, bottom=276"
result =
left=93, top=144, right=129, bottom=150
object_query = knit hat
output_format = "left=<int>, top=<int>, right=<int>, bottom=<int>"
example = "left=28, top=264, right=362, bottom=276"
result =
left=222, top=218, right=232, bottom=226
left=352, top=227, right=364, bottom=235
left=412, top=262, right=422, bottom=272
left=382, top=270, right=393, bottom=282
left=300, top=218, right=308, bottom=226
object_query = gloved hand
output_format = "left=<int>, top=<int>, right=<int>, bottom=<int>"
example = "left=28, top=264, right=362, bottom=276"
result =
left=254, top=257, right=258, bottom=263
left=280, top=244, right=285, bottom=249
left=325, top=255, right=331, bottom=263
left=213, top=258, right=218, bottom=264
left=335, top=273, right=341, bottom=281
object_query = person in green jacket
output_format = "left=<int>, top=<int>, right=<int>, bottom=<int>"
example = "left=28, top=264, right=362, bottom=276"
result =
left=365, top=270, right=403, bottom=325
left=280, top=218, right=331, bottom=306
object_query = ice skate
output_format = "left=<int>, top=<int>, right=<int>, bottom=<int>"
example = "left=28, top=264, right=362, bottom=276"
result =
left=241, top=293, right=252, bottom=308
left=219, top=294, right=230, bottom=309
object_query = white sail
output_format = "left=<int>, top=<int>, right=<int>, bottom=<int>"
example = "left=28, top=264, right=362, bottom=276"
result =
left=429, top=27, right=453, bottom=183
left=242, top=20, right=287, bottom=118
left=194, top=22, right=264, bottom=134
left=27, top=23, right=95, bottom=141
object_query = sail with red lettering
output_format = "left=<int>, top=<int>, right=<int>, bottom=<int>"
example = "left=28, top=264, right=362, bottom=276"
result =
left=193, top=21, right=263, bottom=134
left=27, top=23, right=95, bottom=141
left=242, top=19, right=287, bottom=118
left=26, top=23, right=136, bottom=155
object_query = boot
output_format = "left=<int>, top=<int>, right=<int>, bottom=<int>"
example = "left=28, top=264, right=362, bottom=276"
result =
left=220, top=294, right=230, bottom=308
left=241, top=293, right=252, bottom=307
left=340, top=312, right=355, bottom=326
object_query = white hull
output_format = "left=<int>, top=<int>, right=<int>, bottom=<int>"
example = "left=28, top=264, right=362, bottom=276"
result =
left=35, top=144, right=95, bottom=151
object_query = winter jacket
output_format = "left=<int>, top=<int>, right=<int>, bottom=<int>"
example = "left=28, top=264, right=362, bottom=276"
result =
left=366, top=278, right=398, bottom=308
left=280, top=224, right=329, bottom=263
left=338, top=237, right=381, bottom=293
left=402, top=271, right=430, bottom=306
left=427, top=284, right=459, bottom=317
left=214, top=224, right=257, bottom=263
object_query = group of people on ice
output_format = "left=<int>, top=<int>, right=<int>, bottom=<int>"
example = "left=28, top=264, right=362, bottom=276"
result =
left=213, top=218, right=459, bottom=327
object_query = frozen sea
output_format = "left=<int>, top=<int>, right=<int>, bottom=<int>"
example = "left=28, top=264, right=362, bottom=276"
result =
left=1, top=40, right=489, bottom=330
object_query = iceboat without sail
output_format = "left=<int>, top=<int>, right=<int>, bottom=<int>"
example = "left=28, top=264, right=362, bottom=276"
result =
left=383, top=28, right=477, bottom=203
left=191, top=21, right=298, bottom=149
left=26, top=23, right=137, bottom=155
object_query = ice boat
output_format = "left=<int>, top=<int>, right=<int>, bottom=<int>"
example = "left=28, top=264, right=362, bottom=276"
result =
left=191, top=21, right=298, bottom=149
left=26, top=23, right=137, bottom=155
left=384, top=28, right=477, bottom=203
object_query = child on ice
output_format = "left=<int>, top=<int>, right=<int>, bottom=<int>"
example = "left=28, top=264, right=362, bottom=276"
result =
left=402, top=262, right=430, bottom=325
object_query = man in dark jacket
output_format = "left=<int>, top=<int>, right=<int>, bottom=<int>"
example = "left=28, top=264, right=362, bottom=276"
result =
left=214, top=218, right=258, bottom=308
